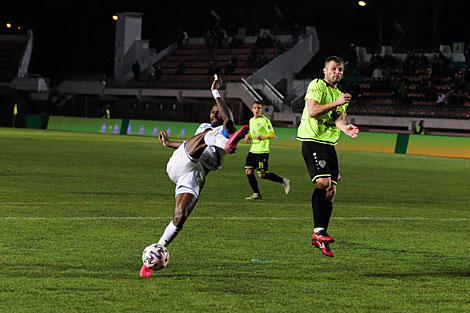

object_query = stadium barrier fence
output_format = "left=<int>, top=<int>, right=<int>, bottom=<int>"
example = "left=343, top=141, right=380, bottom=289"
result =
left=44, top=115, right=470, bottom=159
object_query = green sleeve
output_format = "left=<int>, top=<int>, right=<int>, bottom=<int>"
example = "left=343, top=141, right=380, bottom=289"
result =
left=304, top=79, right=325, bottom=102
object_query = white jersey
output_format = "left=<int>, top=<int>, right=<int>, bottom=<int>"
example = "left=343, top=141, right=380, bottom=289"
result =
left=195, top=123, right=230, bottom=171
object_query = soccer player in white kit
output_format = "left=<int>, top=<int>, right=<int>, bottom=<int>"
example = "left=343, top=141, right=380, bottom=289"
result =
left=140, top=76, right=248, bottom=277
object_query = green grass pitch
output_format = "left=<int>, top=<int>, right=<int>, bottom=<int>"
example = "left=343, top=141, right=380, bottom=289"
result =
left=1, top=128, right=469, bottom=312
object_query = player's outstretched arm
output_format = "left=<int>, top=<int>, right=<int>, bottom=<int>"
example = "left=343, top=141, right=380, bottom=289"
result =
left=335, top=112, right=359, bottom=138
left=158, top=130, right=182, bottom=149
left=211, top=75, right=236, bottom=134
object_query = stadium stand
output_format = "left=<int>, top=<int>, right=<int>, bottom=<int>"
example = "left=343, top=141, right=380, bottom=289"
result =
left=133, top=39, right=284, bottom=89
left=339, top=50, right=470, bottom=119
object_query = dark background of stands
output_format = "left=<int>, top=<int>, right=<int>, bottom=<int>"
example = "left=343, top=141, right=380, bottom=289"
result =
left=0, top=0, right=469, bottom=131
left=1, top=0, right=468, bottom=82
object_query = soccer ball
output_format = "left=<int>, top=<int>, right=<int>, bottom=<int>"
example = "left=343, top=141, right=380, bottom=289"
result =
left=142, top=244, right=169, bottom=270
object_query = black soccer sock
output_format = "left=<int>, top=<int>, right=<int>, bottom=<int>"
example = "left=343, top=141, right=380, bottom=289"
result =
left=311, top=188, right=327, bottom=229
left=324, top=201, right=333, bottom=232
left=247, top=173, right=260, bottom=194
left=262, top=172, right=284, bottom=184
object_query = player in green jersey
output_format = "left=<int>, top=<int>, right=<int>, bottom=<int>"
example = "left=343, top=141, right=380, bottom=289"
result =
left=297, top=56, right=359, bottom=257
left=244, top=101, right=290, bottom=200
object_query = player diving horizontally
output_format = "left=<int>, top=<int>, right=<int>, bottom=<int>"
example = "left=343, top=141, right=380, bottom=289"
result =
left=140, top=75, right=249, bottom=277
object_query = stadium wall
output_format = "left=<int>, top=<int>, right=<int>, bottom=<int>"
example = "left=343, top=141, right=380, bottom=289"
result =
left=45, top=116, right=470, bottom=159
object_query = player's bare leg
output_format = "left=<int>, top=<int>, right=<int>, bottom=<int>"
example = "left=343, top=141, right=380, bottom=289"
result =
left=158, top=193, right=198, bottom=247
left=142, top=193, right=199, bottom=277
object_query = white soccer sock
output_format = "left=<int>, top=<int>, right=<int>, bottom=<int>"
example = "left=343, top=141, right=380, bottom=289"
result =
left=158, top=221, right=180, bottom=247
left=204, top=130, right=228, bottom=149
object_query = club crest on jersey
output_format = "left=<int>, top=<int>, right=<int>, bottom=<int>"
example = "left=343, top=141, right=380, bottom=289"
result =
left=318, top=160, right=326, bottom=168
left=257, top=123, right=261, bottom=127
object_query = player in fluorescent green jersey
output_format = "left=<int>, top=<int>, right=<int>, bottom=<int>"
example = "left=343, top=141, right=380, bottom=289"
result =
left=244, top=101, right=290, bottom=200
left=297, top=56, right=359, bottom=257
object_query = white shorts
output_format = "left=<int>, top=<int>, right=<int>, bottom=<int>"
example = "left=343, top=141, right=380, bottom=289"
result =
left=166, top=143, right=206, bottom=199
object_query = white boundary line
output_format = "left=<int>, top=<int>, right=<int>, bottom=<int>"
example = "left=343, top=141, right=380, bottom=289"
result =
left=1, top=216, right=469, bottom=221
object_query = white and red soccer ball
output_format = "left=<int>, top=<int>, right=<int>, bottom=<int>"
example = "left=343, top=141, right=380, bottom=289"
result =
left=142, top=244, right=169, bottom=270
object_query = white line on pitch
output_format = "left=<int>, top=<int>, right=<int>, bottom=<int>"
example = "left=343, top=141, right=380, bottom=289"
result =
left=1, top=216, right=469, bottom=221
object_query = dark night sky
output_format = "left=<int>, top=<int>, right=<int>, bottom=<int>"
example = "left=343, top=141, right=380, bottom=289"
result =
left=1, top=0, right=468, bottom=81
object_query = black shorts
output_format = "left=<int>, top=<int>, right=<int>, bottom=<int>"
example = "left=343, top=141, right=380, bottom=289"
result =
left=301, top=141, right=339, bottom=184
left=245, top=152, right=270, bottom=173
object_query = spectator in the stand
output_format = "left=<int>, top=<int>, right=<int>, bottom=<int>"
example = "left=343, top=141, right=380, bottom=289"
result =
left=246, top=48, right=259, bottom=68
left=465, top=45, right=470, bottom=66
left=436, top=91, right=447, bottom=105
left=204, top=30, right=215, bottom=61
left=418, top=54, right=430, bottom=69
left=214, top=26, right=228, bottom=48
left=250, top=47, right=258, bottom=61
left=230, top=56, right=239, bottom=66
left=357, top=62, right=370, bottom=76
left=257, top=51, right=269, bottom=67
left=446, top=89, right=458, bottom=106
left=424, top=81, right=438, bottom=102
left=403, top=51, right=418, bottom=75
left=255, top=31, right=274, bottom=48
left=371, top=66, right=384, bottom=90
left=225, top=59, right=236, bottom=75
left=370, top=53, right=383, bottom=71
left=463, top=67, right=470, bottom=85
left=390, top=76, right=401, bottom=100
left=147, top=64, right=156, bottom=85
left=382, top=53, right=398, bottom=69
left=177, top=28, right=188, bottom=47
left=274, top=40, right=286, bottom=55
left=397, top=81, right=409, bottom=105
left=452, top=71, right=465, bottom=92
left=290, top=23, right=301, bottom=44
left=132, top=61, right=141, bottom=80
left=208, top=61, right=220, bottom=76
left=348, top=82, right=362, bottom=103
left=345, top=44, right=358, bottom=74
left=228, top=34, right=243, bottom=48
left=155, top=64, right=163, bottom=82
left=176, top=62, right=186, bottom=75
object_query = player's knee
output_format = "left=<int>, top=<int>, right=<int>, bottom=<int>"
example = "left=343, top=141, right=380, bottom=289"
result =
left=326, top=188, right=336, bottom=202
left=258, top=173, right=265, bottom=178
left=245, top=168, right=253, bottom=175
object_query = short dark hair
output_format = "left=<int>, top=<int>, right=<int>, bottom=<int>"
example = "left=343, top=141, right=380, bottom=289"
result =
left=252, top=101, right=263, bottom=107
left=324, top=56, right=344, bottom=66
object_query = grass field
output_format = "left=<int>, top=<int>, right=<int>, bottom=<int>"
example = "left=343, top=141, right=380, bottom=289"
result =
left=1, top=127, right=469, bottom=313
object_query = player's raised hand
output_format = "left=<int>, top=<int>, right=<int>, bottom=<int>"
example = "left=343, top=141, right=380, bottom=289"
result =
left=211, top=74, right=223, bottom=90
left=158, top=130, right=169, bottom=146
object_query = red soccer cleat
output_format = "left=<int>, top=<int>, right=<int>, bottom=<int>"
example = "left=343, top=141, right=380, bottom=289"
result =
left=140, top=264, right=153, bottom=277
left=224, top=125, right=249, bottom=154
left=312, top=240, right=335, bottom=257
left=311, top=230, right=335, bottom=243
